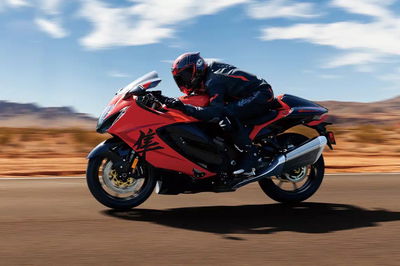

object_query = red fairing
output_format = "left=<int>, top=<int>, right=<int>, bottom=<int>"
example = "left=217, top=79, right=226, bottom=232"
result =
left=249, top=95, right=292, bottom=140
left=179, top=94, right=210, bottom=107
left=104, top=94, right=130, bottom=120
left=306, top=114, right=328, bottom=126
left=107, top=97, right=214, bottom=178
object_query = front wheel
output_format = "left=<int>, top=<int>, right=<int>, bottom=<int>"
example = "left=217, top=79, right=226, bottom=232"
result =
left=258, top=133, right=325, bottom=203
left=86, top=154, right=156, bottom=210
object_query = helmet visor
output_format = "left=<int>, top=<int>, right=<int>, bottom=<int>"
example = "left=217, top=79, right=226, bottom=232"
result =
left=173, top=66, right=193, bottom=87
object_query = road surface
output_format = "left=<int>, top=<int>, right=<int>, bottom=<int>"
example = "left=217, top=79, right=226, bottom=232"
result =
left=1, top=174, right=400, bottom=265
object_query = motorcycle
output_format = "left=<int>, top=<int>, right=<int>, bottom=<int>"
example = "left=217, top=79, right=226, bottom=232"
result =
left=86, top=71, right=336, bottom=210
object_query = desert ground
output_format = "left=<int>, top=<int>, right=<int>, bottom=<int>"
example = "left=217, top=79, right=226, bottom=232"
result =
left=0, top=126, right=399, bottom=266
left=0, top=124, right=399, bottom=177
left=0, top=174, right=399, bottom=265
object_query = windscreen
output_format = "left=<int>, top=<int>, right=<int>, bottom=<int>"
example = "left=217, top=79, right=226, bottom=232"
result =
left=116, top=71, right=160, bottom=95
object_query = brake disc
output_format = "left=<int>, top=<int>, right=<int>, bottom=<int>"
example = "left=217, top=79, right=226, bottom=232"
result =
left=283, top=166, right=308, bottom=183
left=102, top=161, right=139, bottom=194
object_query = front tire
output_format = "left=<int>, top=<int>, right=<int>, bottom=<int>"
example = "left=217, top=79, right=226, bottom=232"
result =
left=86, top=155, right=156, bottom=210
left=259, top=133, right=325, bottom=203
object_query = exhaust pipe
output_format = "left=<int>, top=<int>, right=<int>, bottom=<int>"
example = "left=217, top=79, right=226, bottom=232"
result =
left=232, top=136, right=327, bottom=189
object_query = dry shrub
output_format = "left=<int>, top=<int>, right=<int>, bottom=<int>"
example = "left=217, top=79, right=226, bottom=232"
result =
left=19, top=128, right=42, bottom=142
left=0, top=128, right=14, bottom=146
left=0, top=127, right=108, bottom=153
left=327, top=126, right=347, bottom=136
left=69, top=128, right=107, bottom=152
left=284, top=124, right=397, bottom=145
left=381, top=125, right=396, bottom=132
left=352, top=124, right=385, bottom=143
left=0, top=133, right=11, bottom=145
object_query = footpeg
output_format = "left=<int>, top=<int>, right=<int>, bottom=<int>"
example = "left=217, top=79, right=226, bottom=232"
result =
left=232, top=155, right=285, bottom=189
left=233, top=168, right=256, bottom=176
left=233, top=169, right=244, bottom=175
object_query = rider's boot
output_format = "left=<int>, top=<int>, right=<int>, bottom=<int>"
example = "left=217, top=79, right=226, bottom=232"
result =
left=233, top=144, right=260, bottom=177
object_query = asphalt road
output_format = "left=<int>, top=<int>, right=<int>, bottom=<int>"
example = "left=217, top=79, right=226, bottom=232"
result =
left=1, top=174, right=400, bottom=266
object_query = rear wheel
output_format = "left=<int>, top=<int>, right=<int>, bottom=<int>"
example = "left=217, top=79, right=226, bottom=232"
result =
left=258, top=133, right=325, bottom=203
left=86, top=153, right=156, bottom=210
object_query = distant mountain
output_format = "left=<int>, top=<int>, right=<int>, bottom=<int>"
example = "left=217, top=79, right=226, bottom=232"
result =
left=0, top=101, right=96, bottom=129
left=0, top=96, right=399, bottom=129
left=317, top=96, right=400, bottom=125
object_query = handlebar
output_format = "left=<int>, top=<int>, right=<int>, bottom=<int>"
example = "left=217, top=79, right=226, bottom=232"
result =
left=136, top=90, right=167, bottom=112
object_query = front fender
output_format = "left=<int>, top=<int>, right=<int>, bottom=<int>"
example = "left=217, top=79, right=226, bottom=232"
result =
left=87, top=138, right=122, bottom=159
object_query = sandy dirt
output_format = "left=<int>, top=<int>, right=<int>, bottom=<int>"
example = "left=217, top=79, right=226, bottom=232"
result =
left=0, top=154, right=399, bottom=177
left=0, top=126, right=399, bottom=177
left=0, top=174, right=399, bottom=265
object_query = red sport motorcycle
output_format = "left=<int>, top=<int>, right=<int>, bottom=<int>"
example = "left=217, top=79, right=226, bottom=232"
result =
left=86, top=71, right=336, bottom=210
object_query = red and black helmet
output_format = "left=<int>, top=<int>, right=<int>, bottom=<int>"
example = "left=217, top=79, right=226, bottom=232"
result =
left=171, top=52, right=207, bottom=95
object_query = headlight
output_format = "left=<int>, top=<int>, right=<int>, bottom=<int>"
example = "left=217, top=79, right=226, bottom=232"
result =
left=96, top=106, right=129, bottom=133
left=98, top=104, right=115, bottom=125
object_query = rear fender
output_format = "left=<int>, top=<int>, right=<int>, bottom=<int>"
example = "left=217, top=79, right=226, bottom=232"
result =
left=306, top=121, right=335, bottom=150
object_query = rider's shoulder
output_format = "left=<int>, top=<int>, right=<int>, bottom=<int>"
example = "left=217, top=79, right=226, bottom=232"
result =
left=207, top=60, right=235, bottom=72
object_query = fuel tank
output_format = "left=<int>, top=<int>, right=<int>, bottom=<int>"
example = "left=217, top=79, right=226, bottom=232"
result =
left=179, top=94, right=210, bottom=107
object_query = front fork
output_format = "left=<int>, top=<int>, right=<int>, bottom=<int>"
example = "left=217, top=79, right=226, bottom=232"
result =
left=87, top=138, right=141, bottom=176
left=113, top=149, right=142, bottom=177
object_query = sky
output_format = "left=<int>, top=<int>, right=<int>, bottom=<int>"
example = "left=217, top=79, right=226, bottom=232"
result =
left=0, top=0, right=400, bottom=116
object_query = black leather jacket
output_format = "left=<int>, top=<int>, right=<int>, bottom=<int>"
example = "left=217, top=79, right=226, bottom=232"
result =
left=183, top=61, right=273, bottom=121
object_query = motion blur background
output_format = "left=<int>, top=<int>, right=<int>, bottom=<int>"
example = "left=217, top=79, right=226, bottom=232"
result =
left=1, top=2, right=400, bottom=265
left=0, top=0, right=399, bottom=176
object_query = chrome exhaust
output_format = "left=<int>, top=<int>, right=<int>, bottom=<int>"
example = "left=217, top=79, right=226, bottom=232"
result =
left=282, top=136, right=327, bottom=172
left=232, top=136, right=327, bottom=189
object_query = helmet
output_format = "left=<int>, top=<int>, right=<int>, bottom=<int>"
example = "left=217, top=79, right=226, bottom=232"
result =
left=171, top=52, right=207, bottom=95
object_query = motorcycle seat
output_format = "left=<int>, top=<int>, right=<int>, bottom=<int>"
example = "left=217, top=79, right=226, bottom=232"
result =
left=244, top=110, right=278, bottom=125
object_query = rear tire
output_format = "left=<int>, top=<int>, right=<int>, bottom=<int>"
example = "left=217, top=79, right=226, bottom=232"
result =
left=258, top=133, right=325, bottom=203
left=87, top=155, right=156, bottom=210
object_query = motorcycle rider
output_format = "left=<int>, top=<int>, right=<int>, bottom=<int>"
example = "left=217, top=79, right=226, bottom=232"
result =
left=161, top=52, right=274, bottom=177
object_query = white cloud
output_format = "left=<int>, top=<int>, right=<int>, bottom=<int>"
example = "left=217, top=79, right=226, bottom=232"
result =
left=0, top=0, right=31, bottom=9
left=79, top=0, right=172, bottom=49
left=260, top=0, right=400, bottom=68
left=108, top=70, right=130, bottom=78
left=34, top=17, right=68, bottom=38
left=40, top=0, right=63, bottom=14
left=7, top=0, right=30, bottom=7
left=330, top=0, right=394, bottom=19
left=262, top=21, right=400, bottom=55
left=79, top=0, right=249, bottom=49
left=324, top=52, right=384, bottom=68
left=248, top=0, right=318, bottom=19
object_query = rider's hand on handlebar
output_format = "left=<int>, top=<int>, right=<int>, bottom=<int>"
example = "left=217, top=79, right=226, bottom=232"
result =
left=151, top=93, right=184, bottom=110
left=151, top=91, right=168, bottom=103
left=164, top=97, right=184, bottom=110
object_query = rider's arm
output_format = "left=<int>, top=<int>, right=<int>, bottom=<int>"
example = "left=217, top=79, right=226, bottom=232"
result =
left=182, top=85, right=225, bottom=122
